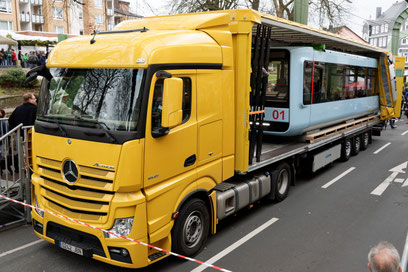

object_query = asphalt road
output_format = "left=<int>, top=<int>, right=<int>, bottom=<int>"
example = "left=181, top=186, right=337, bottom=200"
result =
left=1, top=120, right=408, bottom=272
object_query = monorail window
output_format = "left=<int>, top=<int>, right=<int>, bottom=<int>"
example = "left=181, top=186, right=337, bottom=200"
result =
left=303, top=61, right=377, bottom=105
left=266, top=50, right=289, bottom=108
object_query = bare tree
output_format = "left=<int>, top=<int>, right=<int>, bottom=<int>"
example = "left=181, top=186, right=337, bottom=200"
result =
left=171, top=0, right=239, bottom=14
left=266, top=0, right=352, bottom=27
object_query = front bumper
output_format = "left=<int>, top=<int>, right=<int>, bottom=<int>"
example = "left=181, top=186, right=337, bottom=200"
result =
left=31, top=209, right=150, bottom=269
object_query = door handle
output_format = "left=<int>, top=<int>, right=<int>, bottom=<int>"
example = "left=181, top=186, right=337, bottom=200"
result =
left=184, top=154, right=196, bottom=167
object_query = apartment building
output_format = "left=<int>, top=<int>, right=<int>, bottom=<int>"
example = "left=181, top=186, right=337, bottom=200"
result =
left=0, top=0, right=140, bottom=36
left=362, top=1, right=408, bottom=63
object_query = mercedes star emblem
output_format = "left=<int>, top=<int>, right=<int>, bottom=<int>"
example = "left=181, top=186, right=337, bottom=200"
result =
left=62, top=159, right=79, bottom=184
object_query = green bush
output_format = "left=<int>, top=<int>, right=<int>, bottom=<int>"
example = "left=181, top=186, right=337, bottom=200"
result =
left=0, top=68, right=37, bottom=88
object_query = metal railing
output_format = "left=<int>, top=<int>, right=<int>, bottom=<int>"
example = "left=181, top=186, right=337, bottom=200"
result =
left=20, top=13, right=30, bottom=22
left=0, top=121, right=32, bottom=230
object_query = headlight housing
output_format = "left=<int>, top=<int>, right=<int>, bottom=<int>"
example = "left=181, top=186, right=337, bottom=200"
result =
left=105, top=217, right=134, bottom=238
left=34, top=195, right=44, bottom=217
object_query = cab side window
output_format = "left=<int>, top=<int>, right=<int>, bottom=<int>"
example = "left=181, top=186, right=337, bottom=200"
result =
left=152, top=77, right=192, bottom=131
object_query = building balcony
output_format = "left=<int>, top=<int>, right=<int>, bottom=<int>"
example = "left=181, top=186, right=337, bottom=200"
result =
left=20, top=13, right=30, bottom=22
left=30, top=0, right=43, bottom=6
left=31, top=14, right=44, bottom=24
left=107, top=8, right=113, bottom=16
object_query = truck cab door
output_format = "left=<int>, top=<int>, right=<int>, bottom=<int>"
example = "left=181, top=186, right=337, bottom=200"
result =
left=144, top=70, right=197, bottom=187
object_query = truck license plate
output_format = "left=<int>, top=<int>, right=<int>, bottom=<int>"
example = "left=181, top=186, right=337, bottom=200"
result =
left=59, top=241, right=84, bottom=256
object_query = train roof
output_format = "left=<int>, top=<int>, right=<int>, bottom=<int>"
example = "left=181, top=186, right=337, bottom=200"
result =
left=117, top=9, right=386, bottom=57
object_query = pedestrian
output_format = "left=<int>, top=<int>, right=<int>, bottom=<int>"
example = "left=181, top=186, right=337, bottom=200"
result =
left=18, top=50, right=23, bottom=67
left=368, top=241, right=402, bottom=272
left=6, top=49, right=11, bottom=65
left=0, top=49, right=4, bottom=66
left=23, top=53, right=28, bottom=68
left=11, top=49, right=17, bottom=66
left=28, top=52, right=38, bottom=68
left=8, top=93, right=37, bottom=130
left=39, top=52, right=46, bottom=66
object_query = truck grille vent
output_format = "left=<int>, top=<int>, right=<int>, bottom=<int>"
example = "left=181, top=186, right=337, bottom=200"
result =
left=36, top=156, right=115, bottom=222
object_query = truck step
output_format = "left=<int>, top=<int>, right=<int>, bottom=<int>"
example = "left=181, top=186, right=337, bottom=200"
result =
left=148, top=251, right=166, bottom=261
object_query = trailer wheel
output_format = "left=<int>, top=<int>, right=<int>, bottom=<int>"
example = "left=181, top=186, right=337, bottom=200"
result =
left=273, top=162, right=291, bottom=202
left=340, top=138, right=351, bottom=161
left=360, top=132, right=369, bottom=150
left=351, top=136, right=361, bottom=156
left=171, top=198, right=209, bottom=257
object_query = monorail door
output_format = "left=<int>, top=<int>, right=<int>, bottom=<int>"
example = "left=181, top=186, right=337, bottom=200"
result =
left=264, top=49, right=290, bottom=132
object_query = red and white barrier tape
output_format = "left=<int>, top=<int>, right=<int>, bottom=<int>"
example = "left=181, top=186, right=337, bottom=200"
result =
left=0, top=194, right=231, bottom=272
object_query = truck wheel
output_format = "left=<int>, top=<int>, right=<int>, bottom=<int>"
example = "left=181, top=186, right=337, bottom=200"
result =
left=274, top=162, right=291, bottom=202
left=340, top=139, right=351, bottom=161
left=360, top=132, right=369, bottom=150
left=171, top=198, right=209, bottom=257
left=351, top=136, right=360, bottom=156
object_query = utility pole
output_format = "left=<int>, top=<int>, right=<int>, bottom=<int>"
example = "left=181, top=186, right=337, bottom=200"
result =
left=294, top=0, right=308, bottom=25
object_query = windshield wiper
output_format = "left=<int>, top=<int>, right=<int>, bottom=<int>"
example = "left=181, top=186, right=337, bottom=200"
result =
left=74, top=116, right=117, bottom=144
left=38, top=119, right=67, bottom=137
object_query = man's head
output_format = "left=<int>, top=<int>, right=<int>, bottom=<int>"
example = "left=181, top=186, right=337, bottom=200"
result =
left=23, top=93, right=36, bottom=105
left=368, top=241, right=402, bottom=272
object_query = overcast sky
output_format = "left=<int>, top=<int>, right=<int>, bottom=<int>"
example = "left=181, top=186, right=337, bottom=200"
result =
left=131, top=0, right=399, bottom=36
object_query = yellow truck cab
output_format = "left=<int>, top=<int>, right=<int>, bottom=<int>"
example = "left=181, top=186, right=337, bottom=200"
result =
left=29, top=9, right=403, bottom=268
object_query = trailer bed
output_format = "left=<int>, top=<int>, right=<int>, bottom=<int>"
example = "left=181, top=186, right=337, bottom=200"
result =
left=248, top=117, right=380, bottom=172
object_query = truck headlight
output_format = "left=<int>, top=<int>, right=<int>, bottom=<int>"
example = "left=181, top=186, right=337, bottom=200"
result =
left=34, top=195, right=44, bottom=217
left=105, top=217, right=134, bottom=238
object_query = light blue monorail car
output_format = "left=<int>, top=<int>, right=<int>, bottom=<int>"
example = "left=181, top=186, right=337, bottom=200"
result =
left=263, top=47, right=379, bottom=136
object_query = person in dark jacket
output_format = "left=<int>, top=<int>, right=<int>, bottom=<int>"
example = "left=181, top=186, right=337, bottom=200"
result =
left=8, top=93, right=37, bottom=130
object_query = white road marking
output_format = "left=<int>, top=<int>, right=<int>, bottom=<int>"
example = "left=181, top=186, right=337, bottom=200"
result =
left=394, top=178, right=405, bottom=183
left=0, top=240, right=43, bottom=258
left=371, top=172, right=399, bottom=196
left=403, top=178, right=408, bottom=187
left=373, top=142, right=391, bottom=154
left=191, top=217, right=279, bottom=272
left=321, top=167, right=356, bottom=189
left=402, top=130, right=408, bottom=136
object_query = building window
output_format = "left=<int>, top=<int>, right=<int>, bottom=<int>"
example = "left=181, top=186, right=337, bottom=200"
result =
left=79, top=30, right=84, bottom=35
left=384, top=24, right=388, bottom=33
left=0, top=20, right=12, bottom=30
left=0, top=0, right=12, bottom=13
left=79, top=11, right=83, bottom=20
left=53, top=8, right=63, bottom=20
left=95, top=14, right=103, bottom=25
left=403, top=39, right=407, bottom=45
left=55, top=26, right=64, bottom=33
left=94, top=0, right=102, bottom=9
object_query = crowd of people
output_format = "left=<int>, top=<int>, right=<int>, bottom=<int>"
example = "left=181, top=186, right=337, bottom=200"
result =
left=0, top=49, right=46, bottom=68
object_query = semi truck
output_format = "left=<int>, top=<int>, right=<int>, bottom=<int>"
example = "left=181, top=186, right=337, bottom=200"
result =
left=28, top=9, right=403, bottom=268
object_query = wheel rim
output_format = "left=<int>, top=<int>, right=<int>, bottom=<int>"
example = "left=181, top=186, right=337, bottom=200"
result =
left=277, top=168, right=289, bottom=195
left=355, top=137, right=360, bottom=151
left=183, top=211, right=203, bottom=249
left=345, top=140, right=351, bottom=156
left=363, top=133, right=369, bottom=146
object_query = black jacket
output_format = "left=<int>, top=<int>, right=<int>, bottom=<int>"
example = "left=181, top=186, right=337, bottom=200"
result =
left=8, top=103, right=37, bottom=130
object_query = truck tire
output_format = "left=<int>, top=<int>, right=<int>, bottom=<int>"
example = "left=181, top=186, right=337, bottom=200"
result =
left=171, top=198, right=210, bottom=257
left=360, top=132, right=369, bottom=150
left=273, top=162, right=291, bottom=202
left=351, top=136, right=360, bottom=156
left=340, top=138, right=351, bottom=161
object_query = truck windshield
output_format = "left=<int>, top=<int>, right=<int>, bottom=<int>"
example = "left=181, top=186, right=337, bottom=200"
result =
left=37, top=68, right=145, bottom=132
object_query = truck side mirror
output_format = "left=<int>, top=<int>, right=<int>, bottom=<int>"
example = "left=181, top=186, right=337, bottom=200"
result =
left=161, top=77, right=183, bottom=128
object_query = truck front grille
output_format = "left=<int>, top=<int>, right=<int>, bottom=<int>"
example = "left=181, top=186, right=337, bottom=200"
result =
left=36, top=157, right=115, bottom=223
